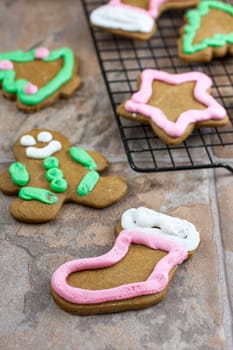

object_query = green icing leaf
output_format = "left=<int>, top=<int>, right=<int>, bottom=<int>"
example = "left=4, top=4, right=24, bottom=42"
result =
left=69, top=146, right=97, bottom=170
left=9, top=162, right=29, bottom=186
left=182, top=0, right=233, bottom=54
left=77, top=171, right=99, bottom=197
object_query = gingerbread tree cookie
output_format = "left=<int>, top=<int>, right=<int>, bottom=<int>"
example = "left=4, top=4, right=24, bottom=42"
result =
left=51, top=207, right=200, bottom=315
left=90, top=0, right=199, bottom=41
left=0, top=47, right=81, bottom=111
left=117, top=69, right=229, bottom=145
left=178, top=0, right=233, bottom=62
left=0, top=129, right=127, bottom=223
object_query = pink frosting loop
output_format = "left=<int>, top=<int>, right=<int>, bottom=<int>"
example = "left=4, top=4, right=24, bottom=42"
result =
left=0, top=59, right=14, bottom=70
left=51, top=229, right=188, bottom=304
left=24, top=82, right=38, bottom=95
left=35, top=47, right=50, bottom=59
left=124, top=69, right=227, bottom=138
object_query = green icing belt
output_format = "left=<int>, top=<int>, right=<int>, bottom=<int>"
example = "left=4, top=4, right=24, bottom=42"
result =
left=182, top=1, right=233, bottom=54
left=0, top=47, right=75, bottom=105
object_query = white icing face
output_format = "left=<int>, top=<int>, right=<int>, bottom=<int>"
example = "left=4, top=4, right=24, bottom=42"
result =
left=121, top=207, right=200, bottom=252
left=90, top=5, right=154, bottom=33
left=20, top=131, right=62, bottom=159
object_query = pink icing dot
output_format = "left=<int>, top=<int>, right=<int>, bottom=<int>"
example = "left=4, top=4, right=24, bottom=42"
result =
left=0, top=59, right=14, bottom=70
left=24, top=82, right=38, bottom=95
left=35, top=47, right=50, bottom=59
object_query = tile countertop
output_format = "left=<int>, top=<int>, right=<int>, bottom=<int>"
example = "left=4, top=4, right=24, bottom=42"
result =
left=0, top=1, right=232, bottom=349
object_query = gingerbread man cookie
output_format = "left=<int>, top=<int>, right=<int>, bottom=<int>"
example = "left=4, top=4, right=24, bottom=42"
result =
left=178, top=1, right=233, bottom=63
left=51, top=207, right=200, bottom=315
left=117, top=69, right=229, bottom=145
left=90, top=0, right=199, bottom=40
left=0, top=47, right=80, bottom=111
left=0, top=129, right=127, bottom=223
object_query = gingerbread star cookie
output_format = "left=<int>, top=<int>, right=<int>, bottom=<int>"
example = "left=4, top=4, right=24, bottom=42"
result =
left=0, top=47, right=81, bottom=111
left=178, top=0, right=233, bottom=62
left=51, top=207, right=200, bottom=315
left=117, top=69, right=229, bottom=145
left=90, top=0, right=199, bottom=40
left=0, top=129, right=127, bottom=223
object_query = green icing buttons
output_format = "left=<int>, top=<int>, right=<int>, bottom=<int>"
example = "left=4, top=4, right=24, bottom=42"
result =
left=44, top=156, right=67, bottom=193
left=43, top=156, right=59, bottom=170
left=0, top=47, right=75, bottom=105
left=19, top=187, right=58, bottom=204
left=182, top=1, right=233, bottom=54
left=77, top=171, right=99, bottom=197
left=9, top=162, right=29, bottom=186
left=69, top=146, right=97, bottom=170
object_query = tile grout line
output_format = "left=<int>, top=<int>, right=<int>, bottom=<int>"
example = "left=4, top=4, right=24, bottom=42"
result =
left=209, top=169, right=233, bottom=350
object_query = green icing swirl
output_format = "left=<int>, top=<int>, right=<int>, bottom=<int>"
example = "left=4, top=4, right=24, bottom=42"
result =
left=9, top=162, right=29, bottom=186
left=43, top=156, right=59, bottom=170
left=0, top=47, right=75, bottom=105
left=69, top=146, right=97, bottom=170
left=50, top=178, right=68, bottom=193
left=182, top=1, right=233, bottom=54
left=77, top=171, right=99, bottom=197
left=18, top=187, right=58, bottom=204
left=46, top=168, right=64, bottom=182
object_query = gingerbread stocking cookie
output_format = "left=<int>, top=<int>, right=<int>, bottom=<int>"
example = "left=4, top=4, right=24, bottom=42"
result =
left=90, top=0, right=199, bottom=40
left=0, top=47, right=81, bottom=111
left=117, top=69, right=229, bottom=145
left=0, top=129, right=127, bottom=223
left=51, top=207, right=200, bottom=315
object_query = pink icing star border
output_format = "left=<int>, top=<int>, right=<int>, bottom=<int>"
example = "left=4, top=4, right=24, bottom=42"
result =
left=109, top=0, right=183, bottom=18
left=51, top=229, right=188, bottom=304
left=124, top=69, right=226, bottom=138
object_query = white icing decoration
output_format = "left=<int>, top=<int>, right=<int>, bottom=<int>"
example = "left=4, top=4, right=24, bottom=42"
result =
left=20, top=135, right=36, bottom=147
left=121, top=207, right=200, bottom=252
left=90, top=5, right=154, bottom=33
left=37, top=131, right=53, bottom=143
left=26, top=140, right=62, bottom=159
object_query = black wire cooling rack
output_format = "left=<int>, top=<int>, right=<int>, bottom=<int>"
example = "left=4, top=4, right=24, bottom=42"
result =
left=82, top=0, right=233, bottom=173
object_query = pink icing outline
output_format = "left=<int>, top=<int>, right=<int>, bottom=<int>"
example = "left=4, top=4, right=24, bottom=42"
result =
left=51, top=229, right=188, bottom=304
left=24, top=82, right=38, bottom=95
left=109, top=0, right=182, bottom=18
left=124, top=69, right=226, bottom=138
left=0, top=59, right=14, bottom=70
left=35, top=47, right=50, bottom=59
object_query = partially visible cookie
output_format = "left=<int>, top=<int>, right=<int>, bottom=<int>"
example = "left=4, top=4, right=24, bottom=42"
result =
left=178, top=0, right=233, bottom=62
left=90, top=0, right=199, bottom=41
left=50, top=207, right=200, bottom=315
left=0, top=47, right=81, bottom=111
left=117, top=69, right=229, bottom=145
left=0, top=129, right=127, bottom=223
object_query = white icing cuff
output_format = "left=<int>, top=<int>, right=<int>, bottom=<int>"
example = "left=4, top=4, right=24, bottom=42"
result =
left=90, top=5, right=154, bottom=33
left=121, top=207, right=200, bottom=252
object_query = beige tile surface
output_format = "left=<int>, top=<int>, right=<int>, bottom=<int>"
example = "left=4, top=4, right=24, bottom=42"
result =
left=0, top=1, right=232, bottom=349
